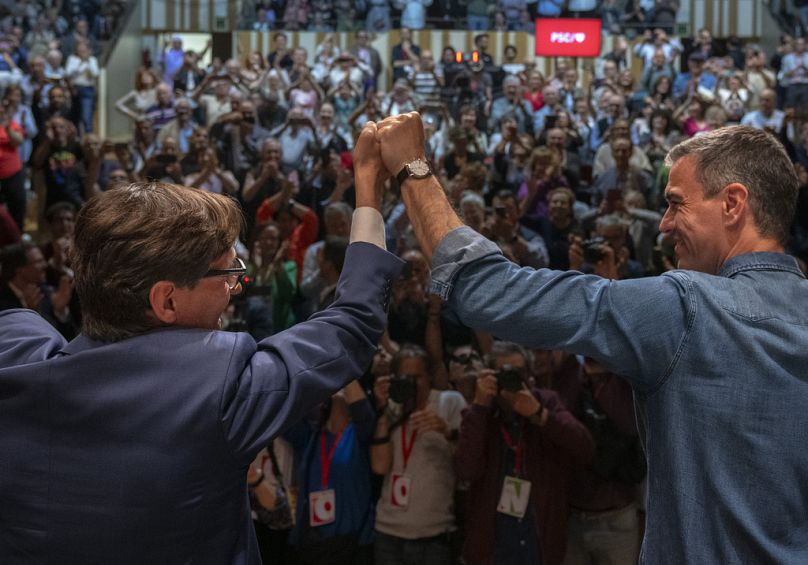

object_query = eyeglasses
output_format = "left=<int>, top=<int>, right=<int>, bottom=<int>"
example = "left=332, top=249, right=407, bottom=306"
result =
left=202, top=257, right=246, bottom=292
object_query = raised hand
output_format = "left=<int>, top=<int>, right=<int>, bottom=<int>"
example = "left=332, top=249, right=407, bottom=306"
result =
left=51, top=275, right=74, bottom=314
left=353, top=121, right=388, bottom=210
left=375, top=112, right=426, bottom=178
left=473, top=371, right=498, bottom=407
left=409, top=408, right=448, bottom=437
left=501, top=387, right=542, bottom=419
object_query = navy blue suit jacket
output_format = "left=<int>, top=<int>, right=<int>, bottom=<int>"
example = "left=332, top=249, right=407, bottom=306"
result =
left=0, top=242, right=402, bottom=564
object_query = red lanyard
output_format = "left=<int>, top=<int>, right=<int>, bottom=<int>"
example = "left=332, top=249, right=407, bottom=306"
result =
left=401, top=422, right=418, bottom=471
left=500, top=424, right=524, bottom=474
left=320, top=427, right=345, bottom=489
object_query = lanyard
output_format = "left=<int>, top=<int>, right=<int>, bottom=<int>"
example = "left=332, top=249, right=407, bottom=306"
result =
left=319, top=427, right=345, bottom=489
left=500, top=424, right=524, bottom=474
left=400, top=422, right=418, bottom=471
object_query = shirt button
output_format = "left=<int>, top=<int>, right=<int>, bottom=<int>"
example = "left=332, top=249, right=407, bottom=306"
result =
left=520, top=540, right=526, bottom=546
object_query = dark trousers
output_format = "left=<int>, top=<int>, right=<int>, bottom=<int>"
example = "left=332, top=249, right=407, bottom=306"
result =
left=0, top=168, right=25, bottom=231
left=374, top=531, right=453, bottom=565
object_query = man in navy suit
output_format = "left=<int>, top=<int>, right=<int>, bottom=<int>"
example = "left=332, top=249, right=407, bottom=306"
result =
left=0, top=122, right=403, bottom=564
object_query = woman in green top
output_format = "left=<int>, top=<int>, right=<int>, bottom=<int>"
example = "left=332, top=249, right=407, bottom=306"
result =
left=244, top=221, right=298, bottom=337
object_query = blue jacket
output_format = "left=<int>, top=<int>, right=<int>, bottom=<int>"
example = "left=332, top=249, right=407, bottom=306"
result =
left=430, top=227, right=808, bottom=565
left=0, top=241, right=402, bottom=564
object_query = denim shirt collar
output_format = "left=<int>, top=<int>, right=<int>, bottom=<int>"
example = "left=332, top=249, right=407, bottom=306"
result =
left=718, top=252, right=805, bottom=279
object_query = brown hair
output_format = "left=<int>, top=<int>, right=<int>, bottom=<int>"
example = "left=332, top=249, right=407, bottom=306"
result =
left=529, top=146, right=561, bottom=178
left=457, top=162, right=488, bottom=193
left=135, top=67, right=160, bottom=91
left=665, top=125, right=799, bottom=244
left=72, top=182, right=243, bottom=342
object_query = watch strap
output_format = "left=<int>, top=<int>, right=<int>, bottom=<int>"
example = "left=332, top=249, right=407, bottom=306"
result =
left=396, top=159, right=432, bottom=187
left=396, top=165, right=411, bottom=187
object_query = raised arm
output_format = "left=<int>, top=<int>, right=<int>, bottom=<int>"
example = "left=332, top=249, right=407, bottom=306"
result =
left=374, top=112, right=691, bottom=389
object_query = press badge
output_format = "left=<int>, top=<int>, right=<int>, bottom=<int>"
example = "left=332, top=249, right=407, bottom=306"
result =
left=309, top=489, right=336, bottom=526
left=390, top=473, right=412, bottom=509
left=496, top=475, right=531, bottom=519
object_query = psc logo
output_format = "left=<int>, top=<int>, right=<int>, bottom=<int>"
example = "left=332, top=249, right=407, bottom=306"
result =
left=550, top=32, right=587, bottom=44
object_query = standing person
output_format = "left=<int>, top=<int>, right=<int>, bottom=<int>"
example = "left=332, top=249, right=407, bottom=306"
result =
left=371, top=345, right=467, bottom=565
left=161, top=34, right=185, bottom=85
left=0, top=101, right=25, bottom=231
left=391, top=28, right=421, bottom=83
left=454, top=341, right=593, bottom=565
left=554, top=357, right=644, bottom=565
left=0, top=122, right=404, bottom=564
left=372, top=113, right=808, bottom=563
left=2, top=85, right=36, bottom=164
left=777, top=36, right=808, bottom=111
left=284, top=380, right=377, bottom=565
left=115, top=68, right=160, bottom=122
left=349, top=31, right=382, bottom=90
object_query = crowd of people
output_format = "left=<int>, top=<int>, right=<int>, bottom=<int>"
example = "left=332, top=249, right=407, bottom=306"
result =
left=2, top=7, right=808, bottom=565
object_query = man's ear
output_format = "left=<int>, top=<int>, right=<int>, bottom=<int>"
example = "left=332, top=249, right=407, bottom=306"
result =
left=723, top=182, right=749, bottom=228
left=149, top=281, right=179, bottom=325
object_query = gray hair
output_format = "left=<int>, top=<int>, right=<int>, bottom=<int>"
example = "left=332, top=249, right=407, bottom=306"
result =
left=596, top=213, right=630, bottom=232
left=665, top=126, right=798, bottom=244
left=503, top=75, right=521, bottom=88
left=324, top=201, right=353, bottom=220
left=487, top=340, right=533, bottom=370
left=459, top=191, right=485, bottom=210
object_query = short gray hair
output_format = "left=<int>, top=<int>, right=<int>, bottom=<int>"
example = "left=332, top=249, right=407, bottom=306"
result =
left=324, top=201, right=353, bottom=220
left=487, top=340, right=533, bottom=370
left=503, top=75, right=521, bottom=88
left=459, top=191, right=484, bottom=209
left=665, top=126, right=798, bottom=244
left=596, top=213, right=630, bottom=232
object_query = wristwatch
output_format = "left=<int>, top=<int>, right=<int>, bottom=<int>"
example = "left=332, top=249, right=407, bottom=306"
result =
left=396, top=158, right=433, bottom=187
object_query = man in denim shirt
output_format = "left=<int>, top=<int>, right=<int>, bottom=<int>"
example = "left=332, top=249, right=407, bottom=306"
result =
left=373, top=114, right=807, bottom=564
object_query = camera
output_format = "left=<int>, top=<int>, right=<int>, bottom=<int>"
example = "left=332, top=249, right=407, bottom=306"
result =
left=583, top=236, right=607, bottom=264
left=389, top=374, right=417, bottom=404
left=496, top=365, right=523, bottom=392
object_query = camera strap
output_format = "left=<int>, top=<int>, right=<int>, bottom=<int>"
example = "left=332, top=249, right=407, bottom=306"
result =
left=319, top=427, right=345, bottom=489
left=500, top=423, right=524, bottom=474
left=400, top=422, right=418, bottom=471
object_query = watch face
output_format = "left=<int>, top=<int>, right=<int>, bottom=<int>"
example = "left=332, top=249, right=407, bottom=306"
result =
left=407, top=159, right=431, bottom=178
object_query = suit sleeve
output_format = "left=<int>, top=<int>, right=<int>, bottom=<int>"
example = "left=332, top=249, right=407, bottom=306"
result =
left=219, top=242, right=404, bottom=465
left=0, top=309, right=67, bottom=366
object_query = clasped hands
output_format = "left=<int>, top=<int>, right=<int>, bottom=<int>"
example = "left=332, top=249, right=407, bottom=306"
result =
left=352, top=112, right=427, bottom=210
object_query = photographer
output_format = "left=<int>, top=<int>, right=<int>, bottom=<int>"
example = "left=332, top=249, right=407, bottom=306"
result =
left=570, top=213, right=645, bottom=280
left=453, top=341, right=593, bottom=565
left=371, top=344, right=466, bottom=565
left=270, top=106, right=320, bottom=174
left=282, top=380, right=377, bottom=565
left=554, top=356, right=645, bottom=565
left=488, top=75, right=534, bottom=135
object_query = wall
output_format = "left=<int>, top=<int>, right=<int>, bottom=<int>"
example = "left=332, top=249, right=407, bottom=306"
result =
left=101, top=1, right=146, bottom=139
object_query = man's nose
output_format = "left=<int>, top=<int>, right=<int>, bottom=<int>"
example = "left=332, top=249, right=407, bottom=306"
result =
left=659, top=208, right=672, bottom=234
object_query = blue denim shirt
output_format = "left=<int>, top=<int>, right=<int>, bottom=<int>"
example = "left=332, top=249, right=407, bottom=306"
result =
left=430, top=227, right=808, bottom=564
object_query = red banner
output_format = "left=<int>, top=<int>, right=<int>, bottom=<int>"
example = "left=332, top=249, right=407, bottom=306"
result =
left=535, top=18, right=602, bottom=58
